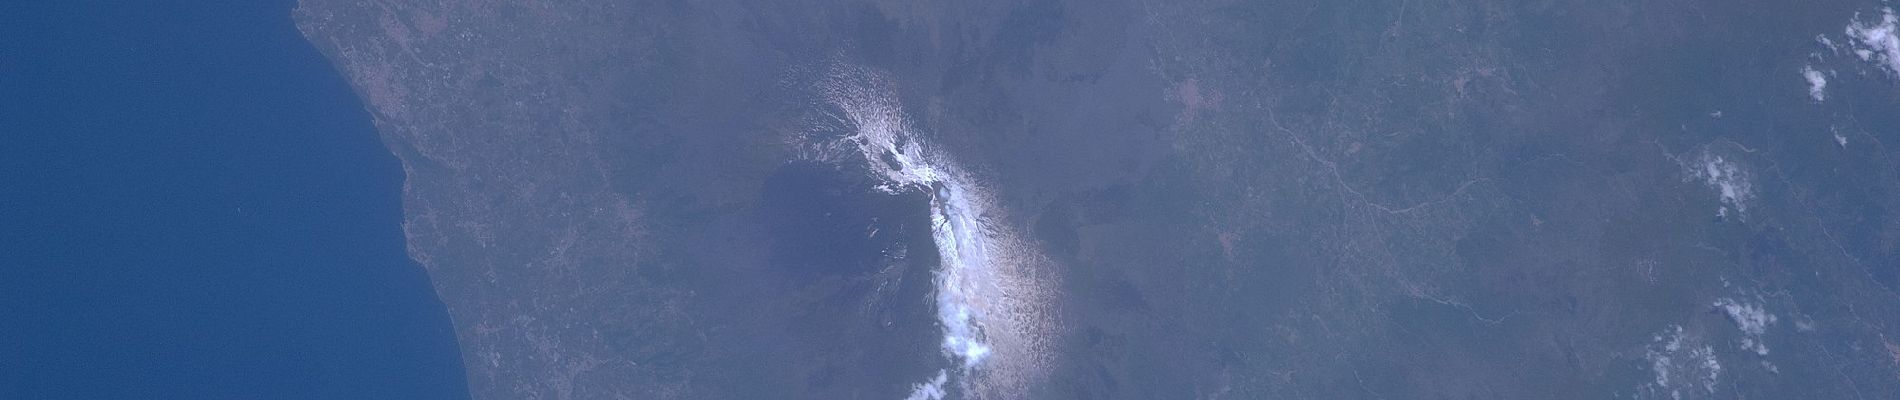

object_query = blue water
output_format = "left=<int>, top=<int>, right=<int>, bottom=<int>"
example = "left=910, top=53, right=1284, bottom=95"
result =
left=0, top=2, right=469, bottom=399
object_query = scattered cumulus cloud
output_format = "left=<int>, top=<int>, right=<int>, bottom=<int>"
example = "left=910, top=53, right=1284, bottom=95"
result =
left=1847, top=8, right=1900, bottom=78
left=1643, top=325, right=1722, bottom=400
left=1802, top=65, right=1828, bottom=102
left=1686, top=152, right=1752, bottom=220
left=1713, top=298, right=1777, bottom=356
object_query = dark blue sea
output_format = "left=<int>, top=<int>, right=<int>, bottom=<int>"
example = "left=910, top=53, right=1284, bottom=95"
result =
left=0, top=2, right=469, bottom=399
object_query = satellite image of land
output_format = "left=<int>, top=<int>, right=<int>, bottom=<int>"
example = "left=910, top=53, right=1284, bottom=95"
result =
left=290, top=0, right=1900, bottom=398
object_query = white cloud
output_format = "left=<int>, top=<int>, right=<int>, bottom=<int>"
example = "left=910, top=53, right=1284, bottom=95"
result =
left=1803, top=65, right=1828, bottom=102
left=1687, top=153, right=1753, bottom=220
left=1713, top=298, right=1777, bottom=356
left=1847, top=8, right=1900, bottom=78
left=903, top=370, right=949, bottom=400
left=1643, top=326, right=1722, bottom=400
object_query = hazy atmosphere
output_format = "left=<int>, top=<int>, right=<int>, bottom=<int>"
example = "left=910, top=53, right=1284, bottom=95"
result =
left=10, top=0, right=1900, bottom=399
